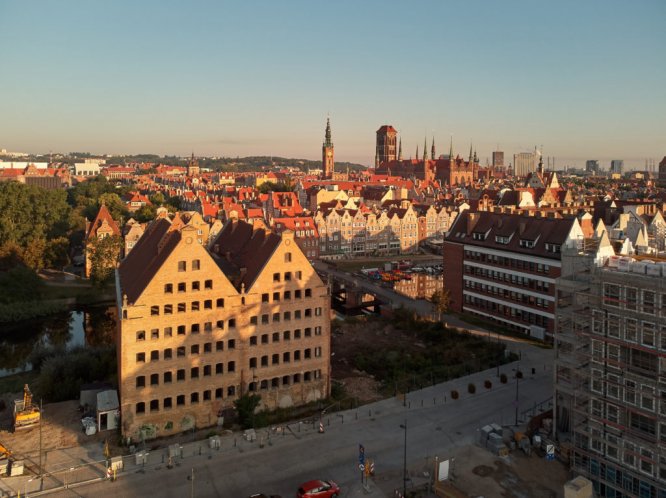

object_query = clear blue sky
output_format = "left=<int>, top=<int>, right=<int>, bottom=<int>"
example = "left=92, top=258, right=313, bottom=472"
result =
left=1, top=0, right=664, bottom=168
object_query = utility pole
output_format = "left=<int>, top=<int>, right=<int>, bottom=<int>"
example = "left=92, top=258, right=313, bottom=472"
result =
left=39, top=399, right=43, bottom=485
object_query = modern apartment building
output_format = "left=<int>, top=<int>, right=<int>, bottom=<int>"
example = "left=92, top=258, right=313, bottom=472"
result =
left=116, top=217, right=330, bottom=440
left=443, top=211, right=586, bottom=340
left=513, top=150, right=538, bottom=177
left=554, top=252, right=666, bottom=498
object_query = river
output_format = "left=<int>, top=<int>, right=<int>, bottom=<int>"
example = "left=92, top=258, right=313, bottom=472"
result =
left=0, top=305, right=117, bottom=377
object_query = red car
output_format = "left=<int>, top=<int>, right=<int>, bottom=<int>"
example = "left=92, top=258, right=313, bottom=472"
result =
left=296, top=479, right=340, bottom=498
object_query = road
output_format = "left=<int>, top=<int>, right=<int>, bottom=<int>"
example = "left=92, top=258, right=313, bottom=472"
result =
left=39, top=347, right=553, bottom=498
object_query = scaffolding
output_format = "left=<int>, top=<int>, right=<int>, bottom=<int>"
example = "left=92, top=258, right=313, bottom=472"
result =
left=554, top=248, right=666, bottom=495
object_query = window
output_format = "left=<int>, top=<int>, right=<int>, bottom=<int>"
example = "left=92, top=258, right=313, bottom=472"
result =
left=250, top=357, right=257, bottom=369
left=284, top=291, right=291, bottom=300
left=295, top=290, right=302, bottom=299
left=191, top=392, right=199, bottom=404
left=262, top=293, right=269, bottom=303
left=295, top=310, right=301, bottom=320
left=283, top=352, right=290, bottom=363
left=150, top=373, right=159, bottom=386
left=136, top=352, right=145, bottom=363
left=304, top=348, right=311, bottom=359
left=178, top=282, right=186, bottom=292
left=305, top=309, right=312, bottom=317
left=164, top=348, right=172, bottom=359
left=178, top=325, right=186, bottom=335
left=261, top=355, right=268, bottom=367
left=215, top=341, right=224, bottom=352
left=204, top=279, right=213, bottom=290
left=151, top=329, right=159, bottom=340
left=315, top=347, right=322, bottom=358
left=228, top=319, right=236, bottom=328
left=164, top=326, right=172, bottom=337
left=305, top=289, right=312, bottom=297
left=296, top=271, right=302, bottom=280
left=177, top=369, right=185, bottom=381
left=164, top=371, right=172, bottom=383
left=315, top=326, right=322, bottom=336
left=284, top=311, right=291, bottom=321
left=283, top=330, right=291, bottom=341
left=215, top=388, right=223, bottom=399
left=250, top=316, right=257, bottom=325
left=284, top=272, right=291, bottom=281
left=136, top=376, right=145, bottom=388
left=191, top=323, right=200, bottom=334
left=178, top=303, right=186, bottom=313
left=284, top=252, right=292, bottom=263
left=150, top=350, right=159, bottom=361
left=228, top=339, right=236, bottom=349
left=282, top=375, right=290, bottom=386
left=150, top=306, right=159, bottom=317
left=164, top=304, right=172, bottom=315
left=293, top=373, right=301, bottom=383
left=191, top=367, right=199, bottom=379
left=178, top=261, right=186, bottom=272
left=177, top=395, right=185, bottom=406
left=261, top=314, right=269, bottom=324
left=192, top=259, right=200, bottom=270
left=164, top=283, right=173, bottom=294
left=304, top=328, right=311, bottom=337
left=273, top=313, right=280, bottom=323
left=273, top=292, right=280, bottom=302
left=203, top=342, right=212, bottom=353
left=191, top=301, right=200, bottom=312
left=273, top=273, right=280, bottom=282
left=204, top=321, right=212, bottom=333
left=272, top=354, right=279, bottom=365
left=216, top=298, right=225, bottom=308
left=203, top=365, right=212, bottom=376
left=261, top=334, right=269, bottom=344
left=192, top=281, right=200, bottom=291
left=136, top=402, right=145, bottom=414
left=315, top=307, right=322, bottom=316
left=250, top=336, right=258, bottom=346
left=215, top=363, right=223, bottom=374
left=203, top=390, right=211, bottom=401
left=191, top=344, right=200, bottom=355
left=272, top=332, right=280, bottom=342
left=294, top=350, right=301, bottom=361
left=216, top=320, right=224, bottom=330
left=228, top=361, right=235, bottom=372
left=136, top=330, right=145, bottom=341
left=227, top=386, right=236, bottom=397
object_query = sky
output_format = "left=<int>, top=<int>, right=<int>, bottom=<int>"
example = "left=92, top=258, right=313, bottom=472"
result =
left=1, top=0, right=664, bottom=168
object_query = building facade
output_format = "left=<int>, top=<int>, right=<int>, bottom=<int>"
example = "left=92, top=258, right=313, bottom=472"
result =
left=443, top=211, right=585, bottom=340
left=554, top=253, right=666, bottom=498
left=513, top=151, right=538, bottom=177
left=492, top=151, right=504, bottom=168
left=116, top=218, right=330, bottom=440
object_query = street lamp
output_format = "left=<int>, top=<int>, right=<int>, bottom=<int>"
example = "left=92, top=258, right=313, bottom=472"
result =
left=400, top=421, right=407, bottom=498
left=513, top=367, right=521, bottom=426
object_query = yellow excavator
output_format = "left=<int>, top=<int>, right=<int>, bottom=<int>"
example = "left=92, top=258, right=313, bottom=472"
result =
left=13, top=384, right=41, bottom=431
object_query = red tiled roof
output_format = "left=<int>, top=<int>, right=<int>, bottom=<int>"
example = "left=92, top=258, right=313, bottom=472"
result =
left=86, top=204, right=121, bottom=240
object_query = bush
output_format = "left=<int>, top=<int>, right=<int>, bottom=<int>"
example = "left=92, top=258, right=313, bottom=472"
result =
left=484, top=379, right=492, bottom=389
left=450, top=390, right=459, bottom=400
left=500, top=373, right=508, bottom=384
left=467, top=383, right=476, bottom=394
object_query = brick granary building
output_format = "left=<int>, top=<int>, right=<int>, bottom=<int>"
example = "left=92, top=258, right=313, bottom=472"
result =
left=116, top=217, right=330, bottom=440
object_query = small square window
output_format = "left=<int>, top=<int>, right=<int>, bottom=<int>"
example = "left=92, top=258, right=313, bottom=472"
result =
left=204, top=300, right=212, bottom=309
left=250, top=316, right=258, bottom=325
left=273, top=292, right=280, bottom=302
left=191, top=301, right=200, bottom=312
left=136, top=330, right=146, bottom=341
left=204, top=279, right=213, bottom=289
left=177, top=325, right=186, bottom=335
left=284, top=272, right=291, bottom=281
left=284, top=252, right=292, bottom=263
left=250, top=336, right=258, bottom=346
left=136, top=352, right=145, bottom=363
left=216, top=341, right=224, bottom=351
left=273, top=273, right=280, bottom=282
left=228, top=339, right=236, bottom=349
left=178, top=261, right=186, bottom=272
left=228, top=361, right=236, bottom=372
left=178, top=282, right=186, bottom=292
left=164, top=284, right=173, bottom=294
left=216, top=298, right=225, bottom=308
left=191, top=392, right=199, bottom=403
left=228, top=319, right=236, bottom=328
left=192, top=281, right=200, bottom=291
left=262, top=293, right=269, bottom=303
left=177, top=395, right=185, bottom=406
left=192, top=259, right=200, bottom=270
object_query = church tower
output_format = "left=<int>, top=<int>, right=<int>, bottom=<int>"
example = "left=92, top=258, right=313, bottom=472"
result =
left=322, top=117, right=334, bottom=179
left=187, top=153, right=200, bottom=177
left=375, top=125, right=398, bottom=167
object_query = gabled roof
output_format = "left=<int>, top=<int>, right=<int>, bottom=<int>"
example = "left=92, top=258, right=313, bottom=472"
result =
left=86, top=204, right=121, bottom=240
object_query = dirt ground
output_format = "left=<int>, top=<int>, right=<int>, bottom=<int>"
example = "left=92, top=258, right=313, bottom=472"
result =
left=448, top=444, right=570, bottom=498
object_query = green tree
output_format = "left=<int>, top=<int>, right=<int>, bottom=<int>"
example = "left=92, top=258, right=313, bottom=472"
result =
left=133, top=204, right=157, bottom=223
left=89, top=235, right=122, bottom=287
left=149, top=192, right=165, bottom=206
left=430, top=288, right=451, bottom=321
left=233, top=394, right=261, bottom=429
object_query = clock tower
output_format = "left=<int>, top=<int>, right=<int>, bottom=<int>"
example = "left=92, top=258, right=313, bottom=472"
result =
left=322, top=117, right=334, bottom=179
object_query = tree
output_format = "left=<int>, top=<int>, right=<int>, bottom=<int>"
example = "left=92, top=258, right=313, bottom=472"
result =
left=89, top=235, right=122, bottom=287
left=149, top=192, right=165, bottom=206
left=233, top=394, right=261, bottom=429
left=430, top=288, right=451, bottom=321
left=133, top=204, right=157, bottom=223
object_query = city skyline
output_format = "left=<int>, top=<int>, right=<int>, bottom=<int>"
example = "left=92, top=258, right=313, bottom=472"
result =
left=1, top=0, right=664, bottom=167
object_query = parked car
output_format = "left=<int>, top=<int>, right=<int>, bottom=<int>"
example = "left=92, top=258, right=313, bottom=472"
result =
left=296, top=479, right=340, bottom=498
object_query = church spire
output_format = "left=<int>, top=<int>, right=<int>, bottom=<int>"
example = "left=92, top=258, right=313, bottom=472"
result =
left=469, top=142, right=473, bottom=162
left=324, top=117, right=333, bottom=147
left=423, top=137, right=428, bottom=160
left=416, top=145, right=419, bottom=161
left=449, top=135, right=454, bottom=160
left=398, top=138, right=403, bottom=160
left=431, top=136, right=436, bottom=160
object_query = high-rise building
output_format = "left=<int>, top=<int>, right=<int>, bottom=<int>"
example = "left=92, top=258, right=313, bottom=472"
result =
left=610, top=160, right=624, bottom=175
left=375, top=125, right=398, bottom=167
left=585, top=160, right=599, bottom=175
left=513, top=150, right=538, bottom=177
left=322, top=117, right=334, bottom=179
left=554, top=251, right=666, bottom=497
left=658, top=156, right=666, bottom=186
left=492, top=151, right=504, bottom=168
left=116, top=218, right=331, bottom=440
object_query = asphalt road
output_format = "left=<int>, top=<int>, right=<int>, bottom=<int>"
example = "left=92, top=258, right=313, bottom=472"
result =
left=42, top=347, right=553, bottom=498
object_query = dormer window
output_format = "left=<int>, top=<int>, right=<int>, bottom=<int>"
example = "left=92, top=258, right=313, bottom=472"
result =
left=520, top=239, right=536, bottom=248
left=495, top=235, right=511, bottom=245
left=545, top=243, right=561, bottom=253
left=472, top=231, right=486, bottom=241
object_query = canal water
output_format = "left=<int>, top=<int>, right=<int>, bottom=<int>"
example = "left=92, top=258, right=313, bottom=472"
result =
left=0, top=305, right=117, bottom=377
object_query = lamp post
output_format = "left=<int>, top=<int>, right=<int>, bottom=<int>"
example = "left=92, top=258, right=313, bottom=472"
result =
left=513, top=367, right=521, bottom=426
left=400, top=421, right=407, bottom=497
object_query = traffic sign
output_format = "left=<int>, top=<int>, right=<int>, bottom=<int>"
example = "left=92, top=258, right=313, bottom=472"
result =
left=359, top=463, right=365, bottom=471
left=546, top=444, right=555, bottom=461
left=359, top=444, right=365, bottom=464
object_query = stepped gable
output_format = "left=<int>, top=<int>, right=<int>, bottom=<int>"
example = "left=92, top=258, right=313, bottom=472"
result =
left=118, top=218, right=178, bottom=304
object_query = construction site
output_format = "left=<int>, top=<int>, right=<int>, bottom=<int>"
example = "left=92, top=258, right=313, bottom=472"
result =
left=0, top=385, right=41, bottom=478
left=554, top=247, right=666, bottom=497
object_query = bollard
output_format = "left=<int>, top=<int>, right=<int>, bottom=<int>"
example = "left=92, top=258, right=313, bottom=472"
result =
left=408, top=401, right=411, bottom=409
left=421, top=399, right=424, bottom=407
left=433, top=397, right=436, bottom=405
